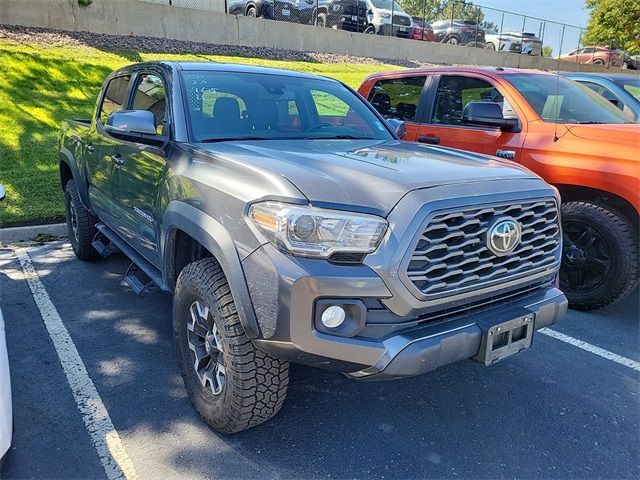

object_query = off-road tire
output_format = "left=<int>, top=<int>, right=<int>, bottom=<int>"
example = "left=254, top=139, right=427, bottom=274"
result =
left=560, top=201, right=639, bottom=310
left=315, top=12, right=327, bottom=28
left=64, top=179, right=100, bottom=261
left=174, top=258, right=289, bottom=434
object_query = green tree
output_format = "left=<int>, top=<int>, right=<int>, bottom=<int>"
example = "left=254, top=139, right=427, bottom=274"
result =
left=542, top=45, right=553, bottom=57
left=583, top=0, right=640, bottom=53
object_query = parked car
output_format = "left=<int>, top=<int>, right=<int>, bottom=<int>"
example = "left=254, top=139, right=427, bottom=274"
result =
left=0, top=185, right=11, bottom=467
left=228, top=0, right=368, bottom=32
left=431, top=19, right=485, bottom=46
left=504, top=31, right=542, bottom=56
left=312, top=0, right=369, bottom=31
left=364, top=0, right=413, bottom=38
left=411, top=17, right=434, bottom=41
left=563, top=72, right=640, bottom=122
left=59, top=62, right=567, bottom=433
left=360, top=67, right=639, bottom=310
left=484, top=30, right=522, bottom=53
left=228, top=0, right=314, bottom=25
left=556, top=46, right=623, bottom=67
left=621, top=52, right=639, bottom=70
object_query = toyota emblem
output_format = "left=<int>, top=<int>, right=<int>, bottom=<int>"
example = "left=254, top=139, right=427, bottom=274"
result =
left=488, top=218, right=521, bottom=256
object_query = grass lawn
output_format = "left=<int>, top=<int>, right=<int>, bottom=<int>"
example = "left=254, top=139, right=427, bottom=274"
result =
left=0, top=40, right=403, bottom=226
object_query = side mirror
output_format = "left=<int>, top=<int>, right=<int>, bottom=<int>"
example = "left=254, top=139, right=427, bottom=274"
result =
left=0, top=184, right=5, bottom=202
left=386, top=118, right=408, bottom=139
left=462, top=102, right=518, bottom=131
left=105, top=110, right=157, bottom=137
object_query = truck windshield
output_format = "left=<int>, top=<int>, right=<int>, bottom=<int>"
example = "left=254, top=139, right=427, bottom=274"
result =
left=181, top=71, right=394, bottom=142
left=503, top=74, right=633, bottom=124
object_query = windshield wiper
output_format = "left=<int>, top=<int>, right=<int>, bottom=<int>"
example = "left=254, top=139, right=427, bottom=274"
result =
left=302, top=135, right=375, bottom=140
left=574, top=121, right=607, bottom=124
left=199, top=136, right=272, bottom=143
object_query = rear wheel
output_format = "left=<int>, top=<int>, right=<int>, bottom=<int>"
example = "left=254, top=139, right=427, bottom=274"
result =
left=174, top=258, right=289, bottom=433
left=560, top=201, right=639, bottom=310
left=64, top=179, right=100, bottom=261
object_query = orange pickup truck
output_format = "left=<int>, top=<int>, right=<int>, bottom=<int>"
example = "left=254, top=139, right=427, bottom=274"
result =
left=359, top=67, right=639, bottom=310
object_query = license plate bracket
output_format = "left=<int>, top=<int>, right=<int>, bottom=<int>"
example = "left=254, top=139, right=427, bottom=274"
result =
left=473, top=313, right=534, bottom=366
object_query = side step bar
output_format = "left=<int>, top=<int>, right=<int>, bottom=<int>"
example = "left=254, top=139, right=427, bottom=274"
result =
left=94, top=223, right=167, bottom=296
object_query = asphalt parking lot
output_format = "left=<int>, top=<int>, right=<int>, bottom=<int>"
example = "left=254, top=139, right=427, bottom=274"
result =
left=1, top=240, right=638, bottom=479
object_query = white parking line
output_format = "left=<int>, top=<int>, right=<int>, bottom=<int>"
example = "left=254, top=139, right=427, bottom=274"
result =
left=540, top=327, right=640, bottom=373
left=16, top=250, right=139, bottom=480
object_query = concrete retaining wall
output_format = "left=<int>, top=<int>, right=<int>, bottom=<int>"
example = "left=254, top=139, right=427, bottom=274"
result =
left=0, top=0, right=618, bottom=73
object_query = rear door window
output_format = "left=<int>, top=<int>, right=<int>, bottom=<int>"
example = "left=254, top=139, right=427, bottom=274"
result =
left=367, top=76, right=426, bottom=122
left=99, top=75, right=131, bottom=125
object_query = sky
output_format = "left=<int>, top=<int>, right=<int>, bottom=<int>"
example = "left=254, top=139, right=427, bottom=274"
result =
left=479, top=0, right=590, bottom=55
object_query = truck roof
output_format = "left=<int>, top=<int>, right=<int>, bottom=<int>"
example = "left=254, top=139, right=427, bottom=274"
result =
left=115, top=61, right=330, bottom=81
left=364, top=66, right=553, bottom=80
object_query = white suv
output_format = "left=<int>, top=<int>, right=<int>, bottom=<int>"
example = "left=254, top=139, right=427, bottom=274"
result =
left=364, top=0, right=412, bottom=38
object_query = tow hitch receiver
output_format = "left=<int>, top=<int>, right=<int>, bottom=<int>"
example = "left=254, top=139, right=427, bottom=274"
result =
left=473, top=313, right=534, bottom=366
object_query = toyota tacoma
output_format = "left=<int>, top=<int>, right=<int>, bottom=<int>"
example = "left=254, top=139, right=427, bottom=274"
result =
left=59, top=62, right=567, bottom=433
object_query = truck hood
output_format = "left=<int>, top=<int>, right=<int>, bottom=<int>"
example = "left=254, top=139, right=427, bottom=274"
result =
left=565, top=123, right=640, bottom=148
left=197, top=139, right=538, bottom=216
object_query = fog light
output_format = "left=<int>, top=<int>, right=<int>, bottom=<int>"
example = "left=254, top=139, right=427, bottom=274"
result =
left=321, top=306, right=346, bottom=328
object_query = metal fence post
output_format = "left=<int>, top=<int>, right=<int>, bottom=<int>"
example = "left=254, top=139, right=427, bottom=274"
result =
left=559, top=24, right=565, bottom=60
left=475, top=10, right=480, bottom=48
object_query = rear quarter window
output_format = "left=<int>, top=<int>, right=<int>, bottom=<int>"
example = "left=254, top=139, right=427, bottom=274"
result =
left=367, top=76, right=426, bottom=122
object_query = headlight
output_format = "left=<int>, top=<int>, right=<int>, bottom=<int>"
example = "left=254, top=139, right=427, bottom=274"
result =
left=380, top=12, right=391, bottom=19
left=248, top=201, right=388, bottom=259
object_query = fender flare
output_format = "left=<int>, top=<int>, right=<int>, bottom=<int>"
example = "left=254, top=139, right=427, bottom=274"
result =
left=59, top=147, right=91, bottom=207
left=161, top=201, right=261, bottom=339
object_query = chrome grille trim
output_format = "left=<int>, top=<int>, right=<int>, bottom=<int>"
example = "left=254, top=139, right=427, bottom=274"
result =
left=403, top=198, right=561, bottom=300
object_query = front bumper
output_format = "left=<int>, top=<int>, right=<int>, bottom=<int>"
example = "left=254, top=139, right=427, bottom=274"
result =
left=243, top=242, right=567, bottom=379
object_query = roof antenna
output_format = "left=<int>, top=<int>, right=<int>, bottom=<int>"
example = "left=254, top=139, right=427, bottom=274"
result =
left=553, top=25, right=566, bottom=143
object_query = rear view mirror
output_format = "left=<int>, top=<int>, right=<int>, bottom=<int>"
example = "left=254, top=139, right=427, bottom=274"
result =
left=0, top=184, right=5, bottom=201
left=463, top=102, right=518, bottom=131
left=105, top=110, right=157, bottom=138
left=386, top=118, right=408, bottom=139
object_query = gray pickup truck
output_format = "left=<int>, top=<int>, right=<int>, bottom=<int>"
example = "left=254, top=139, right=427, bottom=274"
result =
left=59, top=61, right=567, bottom=433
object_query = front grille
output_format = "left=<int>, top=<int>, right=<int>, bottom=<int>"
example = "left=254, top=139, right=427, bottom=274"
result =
left=405, top=198, right=560, bottom=299
left=393, top=15, right=411, bottom=26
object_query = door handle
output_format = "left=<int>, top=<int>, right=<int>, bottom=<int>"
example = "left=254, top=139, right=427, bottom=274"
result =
left=86, top=144, right=95, bottom=154
left=110, top=154, right=124, bottom=167
left=418, top=135, right=440, bottom=145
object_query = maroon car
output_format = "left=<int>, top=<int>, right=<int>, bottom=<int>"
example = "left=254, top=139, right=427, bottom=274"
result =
left=411, top=17, right=434, bottom=41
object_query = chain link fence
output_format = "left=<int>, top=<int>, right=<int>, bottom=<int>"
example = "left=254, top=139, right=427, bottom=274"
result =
left=140, top=0, right=628, bottom=68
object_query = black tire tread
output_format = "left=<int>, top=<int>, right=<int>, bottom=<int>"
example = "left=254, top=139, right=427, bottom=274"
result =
left=174, top=258, right=289, bottom=434
left=561, top=201, right=639, bottom=310
left=64, top=179, right=100, bottom=261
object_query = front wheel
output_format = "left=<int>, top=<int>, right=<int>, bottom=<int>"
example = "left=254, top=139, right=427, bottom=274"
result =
left=246, top=6, right=257, bottom=17
left=447, top=36, right=459, bottom=45
left=593, top=58, right=605, bottom=65
left=364, top=24, right=376, bottom=34
left=560, top=201, right=639, bottom=310
left=174, top=258, right=289, bottom=433
left=315, top=12, right=327, bottom=28
left=485, top=42, right=496, bottom=50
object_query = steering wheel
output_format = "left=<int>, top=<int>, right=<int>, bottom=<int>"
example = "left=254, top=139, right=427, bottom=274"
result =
left=306, top=122, right=335, bottom=132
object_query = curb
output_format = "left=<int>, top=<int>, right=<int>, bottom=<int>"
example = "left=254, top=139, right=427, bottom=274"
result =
left=0, top=223, right=68, bottom=244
